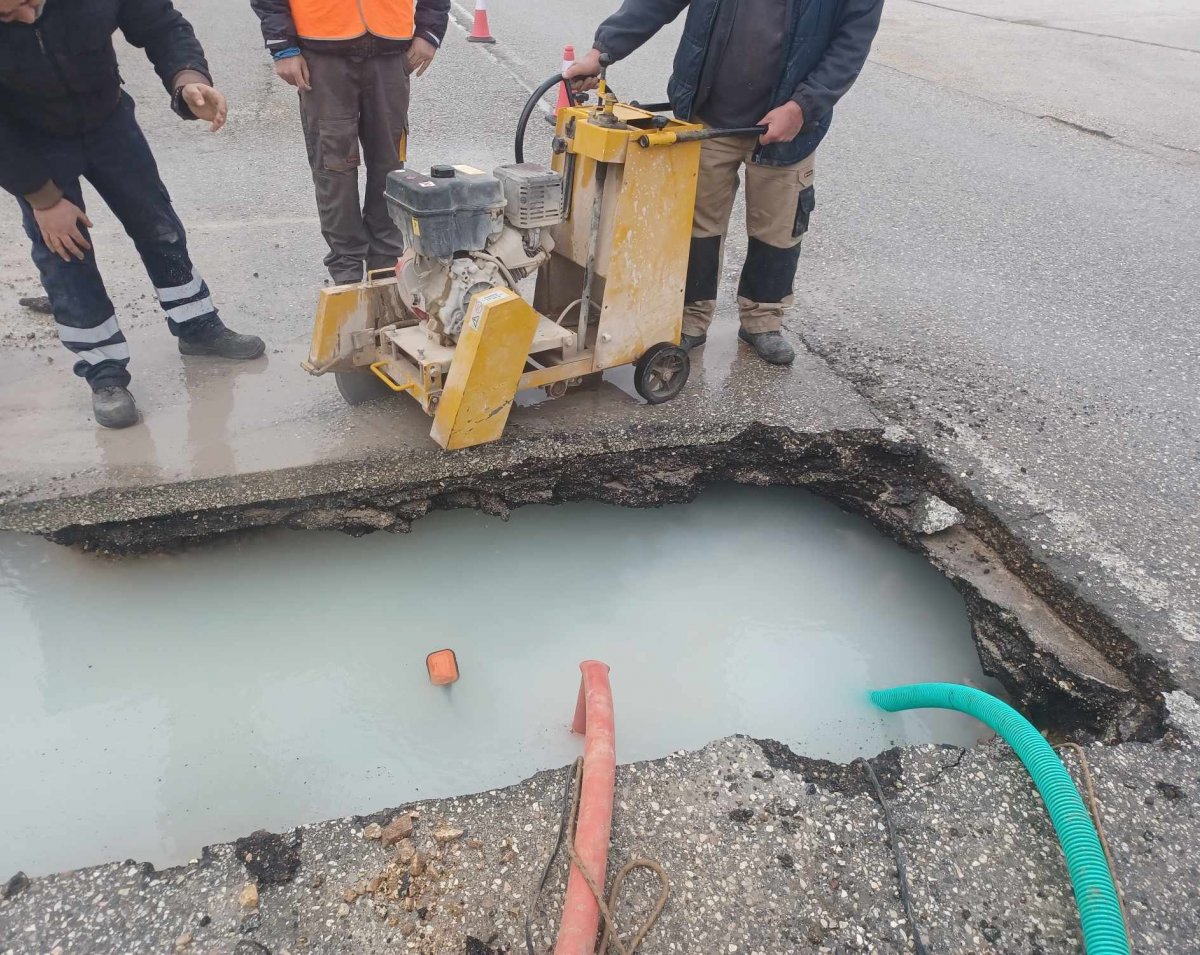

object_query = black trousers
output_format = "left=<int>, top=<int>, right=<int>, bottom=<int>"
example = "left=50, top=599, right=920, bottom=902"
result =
left=18, top=93, right=221, bottom=389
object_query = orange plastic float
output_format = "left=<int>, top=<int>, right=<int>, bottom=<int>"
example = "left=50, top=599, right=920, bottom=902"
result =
left=426, top=649, right=460, bottom=685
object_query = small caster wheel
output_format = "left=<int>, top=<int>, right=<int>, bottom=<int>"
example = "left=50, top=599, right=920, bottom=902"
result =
left=335, top=370, right=394, bottom=406
left=544, top=379, right=569, bottom=399
left=633, top=342, right=690, bottom=404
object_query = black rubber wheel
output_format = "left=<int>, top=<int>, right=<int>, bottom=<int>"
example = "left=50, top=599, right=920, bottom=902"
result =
left=633, top=343, right=690, bottom=404
left=335, top=369, right=395, bottom=406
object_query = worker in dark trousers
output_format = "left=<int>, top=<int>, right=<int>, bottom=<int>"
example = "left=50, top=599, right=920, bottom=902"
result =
left=250, top=0, right=450, bottom=285
left=0, top=0, right=266, bottom=429
left=567, top=0, right=884, bottom=366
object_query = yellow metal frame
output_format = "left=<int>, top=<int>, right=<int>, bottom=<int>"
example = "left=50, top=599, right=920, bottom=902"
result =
left=544, top=104, right=701, bottom=370
left=369, top=353, right=442, bottom=414
left=369, top=362, right=415, bottom=393
left=305, top=99, right=704, bottom=450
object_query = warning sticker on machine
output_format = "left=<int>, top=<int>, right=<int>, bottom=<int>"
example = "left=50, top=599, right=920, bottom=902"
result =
left=469, top=289, right=510, bottom=329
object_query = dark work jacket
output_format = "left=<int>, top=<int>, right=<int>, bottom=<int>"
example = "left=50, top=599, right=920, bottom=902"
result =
left=0, top=0, right=210, bottom=201
left=595, top=0, right=884, bottom=166
left=249, top=0, right=451, bottom=56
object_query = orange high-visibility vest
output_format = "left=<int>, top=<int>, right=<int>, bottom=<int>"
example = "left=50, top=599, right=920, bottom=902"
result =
left=290, top=0, right=415, bottom=42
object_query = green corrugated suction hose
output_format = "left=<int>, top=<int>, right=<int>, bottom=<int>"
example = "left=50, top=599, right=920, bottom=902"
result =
left=870, top=682, right=1130, bottom=955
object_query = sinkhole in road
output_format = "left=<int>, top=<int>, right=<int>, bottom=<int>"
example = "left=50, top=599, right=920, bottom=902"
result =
left=0, top=485, right=1000, bottom=877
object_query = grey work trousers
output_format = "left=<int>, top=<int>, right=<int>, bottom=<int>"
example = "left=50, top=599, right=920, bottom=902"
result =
left=299, top=50, right=411, bottom=284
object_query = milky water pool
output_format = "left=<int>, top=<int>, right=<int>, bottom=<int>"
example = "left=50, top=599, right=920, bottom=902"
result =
left=0, top=485, right=999, bottom=877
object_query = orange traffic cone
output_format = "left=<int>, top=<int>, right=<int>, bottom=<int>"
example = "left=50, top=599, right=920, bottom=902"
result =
left=467, top=0, right=495, bottom=44
left=555, top=45, right=576, bottom=111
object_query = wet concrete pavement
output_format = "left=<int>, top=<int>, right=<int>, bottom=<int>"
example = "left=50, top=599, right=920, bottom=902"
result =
left=0, top=0, right=875, bottom=504
left=0, top=293, right=875, bottom=503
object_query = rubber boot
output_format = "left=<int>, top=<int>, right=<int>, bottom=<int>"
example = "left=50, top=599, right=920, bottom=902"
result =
left=679, top=332, right=707, bottom=351
left=737, top=329, right=795, bottom=365
left=92, top=385, right=139, bottom=429
left=178, top=324, right=266, bottom=360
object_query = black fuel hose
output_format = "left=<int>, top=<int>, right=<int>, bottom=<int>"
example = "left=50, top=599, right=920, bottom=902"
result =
left=515, top=73, right=566, bottom=164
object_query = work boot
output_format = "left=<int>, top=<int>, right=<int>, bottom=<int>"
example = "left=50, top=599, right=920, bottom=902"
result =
left=92, top=385, right=139, bottom=429
left=178, top=325, right=266, bottom=360
left=679, top=331, right=707, bottom=351
left=737, top=328, right=795, bottom=365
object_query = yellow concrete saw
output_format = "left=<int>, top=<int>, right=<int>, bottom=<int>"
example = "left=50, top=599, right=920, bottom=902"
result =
left=304, top=72, right=756, bottom=450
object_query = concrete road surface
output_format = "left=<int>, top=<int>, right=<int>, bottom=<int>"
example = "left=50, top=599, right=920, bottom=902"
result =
left=0, top=0, right=1197, bottom=696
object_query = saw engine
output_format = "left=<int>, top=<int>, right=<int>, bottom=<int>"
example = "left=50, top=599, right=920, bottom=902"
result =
left=386, top=162, right=565, bottom=339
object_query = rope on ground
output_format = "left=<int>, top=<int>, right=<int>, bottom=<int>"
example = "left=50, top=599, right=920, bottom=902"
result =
left=1055, top=742, right=1134, bottom=953
left=525, top=758, right=583, bottom=955
left=525, top=758, right=670, bottom=955
left=855, top=757, right=930, bottom=955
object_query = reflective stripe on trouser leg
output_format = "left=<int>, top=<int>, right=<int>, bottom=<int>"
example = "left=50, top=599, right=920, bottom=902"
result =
left=55, top=314, right=132, bottom=384
left=737, top=151, right=815, bottom=334
left=155, top=270, right=220, bottom=338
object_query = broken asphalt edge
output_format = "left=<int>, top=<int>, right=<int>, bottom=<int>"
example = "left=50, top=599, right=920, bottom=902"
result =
left=0, top=418, right=1181, bottom=744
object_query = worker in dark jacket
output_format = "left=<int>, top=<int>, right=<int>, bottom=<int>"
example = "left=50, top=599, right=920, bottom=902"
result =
left=250, top=0, right=450, bottom=285
left=0, top=0, right=266, bottom=429
left=567, top=0, right=884, bottom=365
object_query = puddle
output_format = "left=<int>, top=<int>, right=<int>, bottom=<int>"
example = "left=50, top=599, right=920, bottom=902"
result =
left=0, top=486, right=999, bottom=877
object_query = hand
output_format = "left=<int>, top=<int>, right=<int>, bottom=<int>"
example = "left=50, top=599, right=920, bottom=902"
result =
left=563, top=47, right=604, bottom=92
left=181, top=83, right=229, bottom=131
left=758, top=101, right=805, bottom=145
left=274, top=53, right=312, bottom=92
left=407, top=37, right=437, bottom=77
left=33, top=198, right=94, bottom=262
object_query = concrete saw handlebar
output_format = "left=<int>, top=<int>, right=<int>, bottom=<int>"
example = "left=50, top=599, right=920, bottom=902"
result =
left=637, top=125, right=768, bottom=148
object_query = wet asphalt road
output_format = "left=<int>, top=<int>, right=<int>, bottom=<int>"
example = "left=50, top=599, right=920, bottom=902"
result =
left=454, top=0, right=1200, bottom=684
left=0, top=1, right=1197, bottom=692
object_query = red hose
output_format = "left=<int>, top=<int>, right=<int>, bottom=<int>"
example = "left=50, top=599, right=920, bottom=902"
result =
left=554, top=660, right=616, bottom=955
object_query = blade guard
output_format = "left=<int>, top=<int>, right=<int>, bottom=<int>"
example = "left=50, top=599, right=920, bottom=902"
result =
left=305, top=271, right=404, bottom=374
left=430, top=287, right=539, bottom=449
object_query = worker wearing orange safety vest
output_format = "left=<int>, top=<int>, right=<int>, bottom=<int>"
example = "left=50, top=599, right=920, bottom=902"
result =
left=250, top=0, right=450, bottom=284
